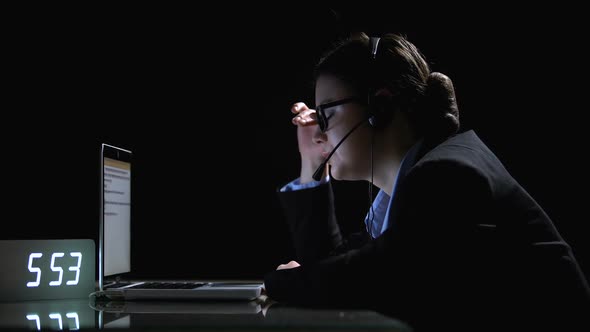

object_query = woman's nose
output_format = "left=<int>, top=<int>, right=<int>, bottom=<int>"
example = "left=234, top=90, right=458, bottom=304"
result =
left=313, top=126, right=326, bottom=145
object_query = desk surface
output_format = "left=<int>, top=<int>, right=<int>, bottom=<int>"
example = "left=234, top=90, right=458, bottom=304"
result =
left=0, top=296, right=413, bottom=331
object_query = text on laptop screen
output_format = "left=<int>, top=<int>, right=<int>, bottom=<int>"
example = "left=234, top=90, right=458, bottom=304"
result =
left=103, top=156, right=131, bottom=276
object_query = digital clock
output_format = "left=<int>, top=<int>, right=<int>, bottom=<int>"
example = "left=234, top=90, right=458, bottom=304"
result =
left=0, top=239, right=95, bottom=301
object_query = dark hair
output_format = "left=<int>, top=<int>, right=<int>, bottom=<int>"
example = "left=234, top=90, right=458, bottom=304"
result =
left=314, top=32, right=460, bottom=139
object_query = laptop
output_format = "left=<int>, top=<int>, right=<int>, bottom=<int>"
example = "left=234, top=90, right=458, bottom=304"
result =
left=99, top=143, right=263, bottom=301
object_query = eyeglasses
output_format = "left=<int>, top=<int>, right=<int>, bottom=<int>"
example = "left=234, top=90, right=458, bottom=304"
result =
left=315, top=96, right=365, bottom=133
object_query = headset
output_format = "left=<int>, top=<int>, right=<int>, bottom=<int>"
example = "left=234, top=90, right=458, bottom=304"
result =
left=367, top=36, right=395, bottom=129
left=366, top=36, right=381, bottom=237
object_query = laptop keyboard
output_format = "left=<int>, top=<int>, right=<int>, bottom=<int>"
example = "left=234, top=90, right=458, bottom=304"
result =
left=128, top=282, right=208, bottom=289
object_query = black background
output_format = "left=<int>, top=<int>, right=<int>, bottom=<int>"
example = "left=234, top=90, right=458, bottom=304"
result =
left=3, top=6, right=588, bottom=282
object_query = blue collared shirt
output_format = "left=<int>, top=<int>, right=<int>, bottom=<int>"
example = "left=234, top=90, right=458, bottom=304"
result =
left=280, top=140, right=422, bottom=238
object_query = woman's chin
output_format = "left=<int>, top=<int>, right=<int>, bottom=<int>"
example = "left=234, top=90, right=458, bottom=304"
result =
left=329, top=167, right=355, bottom=181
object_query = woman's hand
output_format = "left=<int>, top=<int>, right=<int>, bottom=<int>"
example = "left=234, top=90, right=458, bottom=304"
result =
left=276, top=260, right=301, bottom=270
left=291, top=102, right=327, bottom=183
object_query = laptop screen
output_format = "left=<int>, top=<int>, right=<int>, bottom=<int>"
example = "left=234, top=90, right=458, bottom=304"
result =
left=100, top=144, right=132, bottom=289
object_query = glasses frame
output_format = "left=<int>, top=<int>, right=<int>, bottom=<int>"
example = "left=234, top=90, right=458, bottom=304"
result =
left=315, top=96, right=365, bottom=132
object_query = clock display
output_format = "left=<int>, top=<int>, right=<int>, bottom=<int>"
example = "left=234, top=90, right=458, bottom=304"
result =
left=0, top=239, right=95, bottom=301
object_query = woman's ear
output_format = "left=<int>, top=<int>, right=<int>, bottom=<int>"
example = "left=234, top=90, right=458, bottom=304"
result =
left=368, top=88, right=396, bottom=129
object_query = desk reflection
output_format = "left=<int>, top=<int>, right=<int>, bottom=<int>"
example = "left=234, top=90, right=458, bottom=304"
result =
left=95, top=297, right=411, bottom=331
left=0, top=297, right=412, bottom=331
left=0, top=299, right=96, bottom=330
left=96, top=299, right=264, bottom=329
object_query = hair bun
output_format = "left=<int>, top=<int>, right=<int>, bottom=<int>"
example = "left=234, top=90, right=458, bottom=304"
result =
left=421, top=72, right=460, bottom=138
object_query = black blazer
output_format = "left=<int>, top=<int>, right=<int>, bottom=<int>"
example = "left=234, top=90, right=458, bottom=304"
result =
left=265, top=130, right=590, bottom=330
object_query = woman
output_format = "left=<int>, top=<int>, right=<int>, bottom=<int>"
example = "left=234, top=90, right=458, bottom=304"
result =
left=264, top=32, right=589, bottom=330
